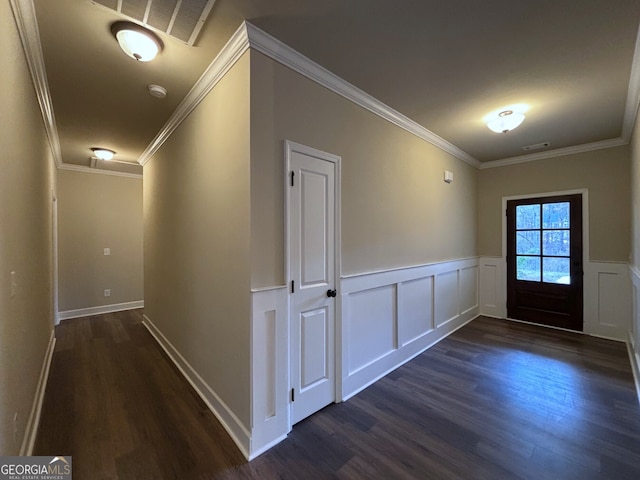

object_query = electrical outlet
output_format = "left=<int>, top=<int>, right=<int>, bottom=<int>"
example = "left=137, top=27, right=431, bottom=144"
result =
left=104, top=248, right=110, bottom=256
left=104, top=289, right=111, bottom=297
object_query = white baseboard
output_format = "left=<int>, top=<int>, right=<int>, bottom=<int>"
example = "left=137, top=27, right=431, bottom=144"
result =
left=58, top=300, right=144, bottom=322
left=142, top=314, right=251, bottom=459
left=20, top=329, right=56, bottom=455
left=629, top=332, right=640, bottom=403
left=340, top=257, right=480, bottom=400
left=343, top=313, right=477, bottom=402
left=248, top=434, right=288, bottom=460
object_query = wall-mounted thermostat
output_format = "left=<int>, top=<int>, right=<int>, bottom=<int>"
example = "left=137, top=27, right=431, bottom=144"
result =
left=444, top=171, right=453, bottom=183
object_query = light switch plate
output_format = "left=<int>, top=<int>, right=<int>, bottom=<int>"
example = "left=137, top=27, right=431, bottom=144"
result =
left=104, top=248, right=111, bottom=256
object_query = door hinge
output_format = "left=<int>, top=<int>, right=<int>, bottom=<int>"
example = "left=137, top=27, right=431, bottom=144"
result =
left=291, top=388, right=295, bottom=402
left=290, top=170, right=295, bottom=186
left=291, top=280, right=295, bottom=293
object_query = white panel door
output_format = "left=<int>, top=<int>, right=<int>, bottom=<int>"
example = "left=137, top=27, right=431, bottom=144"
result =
left=288, top=143, right=337, bottom=426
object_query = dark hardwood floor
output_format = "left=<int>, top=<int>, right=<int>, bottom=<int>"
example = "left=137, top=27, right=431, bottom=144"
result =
left=35, top=310, right=640, bottom=479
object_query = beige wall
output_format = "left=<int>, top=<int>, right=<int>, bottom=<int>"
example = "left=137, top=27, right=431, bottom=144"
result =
left=144, top=53, right=251, bottom=427
left=0, top=3, right=55, bottom=454
left=478, top=146, right=631, bottom=261
left=57, top=169, right=143, bottom=312
left=250, top=51, right=478, bottom=288
left=632, top=125, right=640, bottom=270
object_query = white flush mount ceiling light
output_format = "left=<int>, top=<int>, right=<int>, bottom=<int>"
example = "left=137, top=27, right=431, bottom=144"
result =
left=485, top=104, right=529, bottom=133
left=91, top=148, right=115, bottom=161
left=111, top=21, right=163, bottom=62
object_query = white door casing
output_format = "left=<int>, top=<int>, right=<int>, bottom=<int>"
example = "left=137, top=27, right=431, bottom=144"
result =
left=286, top=141, right=340, bottom=427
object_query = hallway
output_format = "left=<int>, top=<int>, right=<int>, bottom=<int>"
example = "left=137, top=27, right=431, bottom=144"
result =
left=35, top=311, right=640, bottom=479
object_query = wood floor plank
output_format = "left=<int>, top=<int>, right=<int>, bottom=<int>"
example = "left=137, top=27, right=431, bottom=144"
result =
left=35, top=312, right=640, bottom=479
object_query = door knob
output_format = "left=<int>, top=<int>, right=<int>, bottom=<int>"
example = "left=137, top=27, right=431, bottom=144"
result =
left=327, top=289, right=337, bottom=298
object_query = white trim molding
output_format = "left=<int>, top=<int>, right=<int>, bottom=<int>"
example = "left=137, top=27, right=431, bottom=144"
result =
left=58, top=163, right=143, bottom=179
left=629, top=331, right=640, bottom=403
left=480, top=258, right=633, bottom=342
left=137, top=22, right=251, bottom=166
left=138, top=22, right=480, bottom=168
left=137, top=20, right=640, bottom=171
left=20, top=329, right=55, bottom=455
left=246, top=24, right=479, bottom=168
left=339, top=258, right=479, bottom=400
left=10, top=4, right=640, bottom=173
left=479, top=138, right=628, bottom=169
left=58, top=300, right=144, bottom=321
left=630, top=265, right=640, bottom=401
left=583, top=262, right=632, bottom=341
left=250, top=287, right=289, bottom=459
left=9, top=0, right=62, bottom=168
left=479, top=256, right=506, bottom=318
left=622, top=22, right=640, bottom=141
left=143, top=314, right=251, bottom=459
left=491, top=189, right=633, bottom=342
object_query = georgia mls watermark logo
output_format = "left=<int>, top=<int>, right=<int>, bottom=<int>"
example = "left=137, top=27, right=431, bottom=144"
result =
left=0, top=456, right=72, bottom=480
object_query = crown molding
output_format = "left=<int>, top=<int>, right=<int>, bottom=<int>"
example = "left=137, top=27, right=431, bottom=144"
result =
left=9, top=0, right=62, bottom=168
left=10, top=6, right=640, bottom=174
left=138, top=21, right=480, bottom=168
left=244, top=23, right=480, bottom=168
left=137, top=22, right=251, bottom=166
left=459, top=30, right=640, bottom=171
left=137, top=20, right=640, bottom=172
left=58, top=163, right=143, bottom=179
left=478, top=137, right=628, bottom=170
left=622, top=21, right=640, bottom=141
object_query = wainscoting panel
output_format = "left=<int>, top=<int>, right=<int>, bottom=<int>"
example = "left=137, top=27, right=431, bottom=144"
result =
left=435, top=270, right=459, bottom=327
left=347, top=285, right=397, bottom=375
left=398, top=276, right=434, bottom=347
left=480, top=258, right=632, bottom=341
left=629, top=266, right=640, bottom=400
left=479, top=257, right=505, bottom=318
left=584, top=262, right=632, bottom=341
left=250, top=287, right=288, bottom=459
left=340, top=258, right=479, bottom=400
left=460, top=265, right=479, bottom=315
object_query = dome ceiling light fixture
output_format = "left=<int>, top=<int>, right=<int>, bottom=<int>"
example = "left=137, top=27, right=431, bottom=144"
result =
left=485, top=104, right=529, bottom=133
left=91, top=148, right=115, bottom=161
left=111, top=21, right=163, bottom=62
left=148, top=84, right=167, bottom=98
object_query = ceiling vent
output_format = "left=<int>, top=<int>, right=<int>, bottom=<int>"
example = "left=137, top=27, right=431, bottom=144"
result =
left=93, top=0, right=216, bottom=45
left=522, top=141, right=551, bottom=151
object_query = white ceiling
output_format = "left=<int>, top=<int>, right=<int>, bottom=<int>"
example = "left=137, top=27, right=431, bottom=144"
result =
left=29, top=0, right=640, bottom=174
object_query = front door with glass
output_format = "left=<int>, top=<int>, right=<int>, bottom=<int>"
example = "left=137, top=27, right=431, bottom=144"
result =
left=506, top=194, right=583, bottom=331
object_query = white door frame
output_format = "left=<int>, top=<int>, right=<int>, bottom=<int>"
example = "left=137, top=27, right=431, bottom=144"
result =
left=52, top=189, right=59, bottom=326
left=284, top=140, right=342, bottom=431
left=501, top=188, right=589, bottom=323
